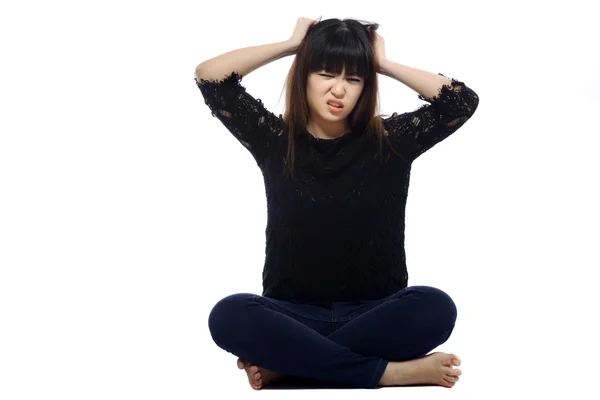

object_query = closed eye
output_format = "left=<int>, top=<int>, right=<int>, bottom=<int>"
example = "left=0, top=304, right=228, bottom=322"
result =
left=319, top=74, right=361, bottom=82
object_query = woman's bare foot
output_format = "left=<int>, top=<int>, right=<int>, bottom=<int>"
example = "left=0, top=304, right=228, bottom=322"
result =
left=378, top=352, right=462, bottom=388
left=237, top=358, right=285, bottom=390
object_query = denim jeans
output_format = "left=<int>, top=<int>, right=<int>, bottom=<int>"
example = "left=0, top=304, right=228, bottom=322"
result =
left=208, top=285, right=457, bottom=389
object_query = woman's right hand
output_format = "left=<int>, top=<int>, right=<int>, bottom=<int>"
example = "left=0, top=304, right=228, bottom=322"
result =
left=288, top=17, right=317, bottom=48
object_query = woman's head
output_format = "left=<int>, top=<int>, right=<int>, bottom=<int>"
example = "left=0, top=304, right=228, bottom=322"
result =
left=281, top=17, right=400, bottom=178
left=303, top=19, right=375, bottom=135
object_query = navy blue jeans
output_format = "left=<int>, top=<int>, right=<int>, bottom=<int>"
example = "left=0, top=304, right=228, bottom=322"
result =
left=208, top=285, right=457, bottom=389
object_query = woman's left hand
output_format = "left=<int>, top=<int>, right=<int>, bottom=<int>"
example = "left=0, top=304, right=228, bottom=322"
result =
left=373, top=31, right=387, bottom=68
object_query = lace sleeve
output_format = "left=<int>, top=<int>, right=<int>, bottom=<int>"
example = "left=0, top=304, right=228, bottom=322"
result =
left=382, top=73, right=479, bottom=163
left=194, top=71, right=284, bottom=168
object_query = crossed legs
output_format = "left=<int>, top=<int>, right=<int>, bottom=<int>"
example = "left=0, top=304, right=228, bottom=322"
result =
left=208, top=285, right=460, bottom=389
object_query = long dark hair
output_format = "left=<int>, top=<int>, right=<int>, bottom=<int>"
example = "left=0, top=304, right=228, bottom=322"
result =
left=280, top=17, right=401, bottom=179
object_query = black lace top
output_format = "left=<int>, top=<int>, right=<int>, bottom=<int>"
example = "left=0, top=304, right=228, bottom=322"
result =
left=195, top=71, right=479, bottom=305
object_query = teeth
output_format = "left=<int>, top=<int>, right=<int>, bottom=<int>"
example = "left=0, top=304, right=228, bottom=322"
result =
left=328, top=103, right=342, bottom=108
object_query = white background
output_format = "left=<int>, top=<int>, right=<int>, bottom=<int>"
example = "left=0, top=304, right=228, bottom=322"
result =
left=1, top=0, right=598, bottom=399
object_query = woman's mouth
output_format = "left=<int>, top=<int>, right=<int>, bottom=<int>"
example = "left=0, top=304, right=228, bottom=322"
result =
left=327, top=102, right=344, bottom=113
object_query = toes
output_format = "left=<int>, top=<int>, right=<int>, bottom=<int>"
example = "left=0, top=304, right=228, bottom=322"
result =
left=450, top=354, right=461, bottom=366
left=250, top=375, right=263, bottom=389
left=442, top=378, right=456, bottom=387
left=441, top=353, right=460, bottom=367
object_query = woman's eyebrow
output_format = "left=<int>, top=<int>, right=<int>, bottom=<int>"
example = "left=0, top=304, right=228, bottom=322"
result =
left=322, top=70, right=361, bottom=78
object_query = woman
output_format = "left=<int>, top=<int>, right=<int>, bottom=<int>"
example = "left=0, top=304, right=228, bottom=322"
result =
left=194, top=17, right=479, bottom=390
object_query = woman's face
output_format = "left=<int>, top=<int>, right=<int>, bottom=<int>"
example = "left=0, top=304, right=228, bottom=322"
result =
left=306, top=67, right=365, bottom=120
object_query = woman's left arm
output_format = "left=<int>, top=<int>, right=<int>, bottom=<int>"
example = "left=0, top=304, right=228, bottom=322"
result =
left=373, top=31, right=455, bottom=100
left=372, top=32, right=480, bottom=162
left=379, top=59, right=456, bottom=101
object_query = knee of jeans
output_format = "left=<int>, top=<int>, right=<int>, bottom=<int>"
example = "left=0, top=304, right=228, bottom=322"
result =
left=208, top=293, right=255, bottom=343
left=434, top=287, right=457, bottom=329
left=417, top=286, right=458, bottom=329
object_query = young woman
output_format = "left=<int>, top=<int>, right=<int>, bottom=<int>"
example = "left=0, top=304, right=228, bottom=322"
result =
left=194, top=17, right=479, bottom=390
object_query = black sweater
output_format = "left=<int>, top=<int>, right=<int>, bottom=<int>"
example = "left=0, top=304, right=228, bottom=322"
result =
left=195, top=71, right=479, bottom=306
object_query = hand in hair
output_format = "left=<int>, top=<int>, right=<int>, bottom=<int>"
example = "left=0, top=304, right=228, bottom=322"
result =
left=373, top=31, right=387, bottom=68
left=288, top=17, right=317, bottom=48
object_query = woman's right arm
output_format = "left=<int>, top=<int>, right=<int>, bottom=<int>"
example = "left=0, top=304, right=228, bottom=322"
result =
left=195, top=40, right=298, bottom=81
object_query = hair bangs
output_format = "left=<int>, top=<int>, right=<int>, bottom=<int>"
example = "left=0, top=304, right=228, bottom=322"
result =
left=309, top=36, right=371, bottom=79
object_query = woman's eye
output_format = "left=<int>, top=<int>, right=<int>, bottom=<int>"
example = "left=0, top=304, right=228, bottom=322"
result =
left=319, top=74, right=360, bottom=82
